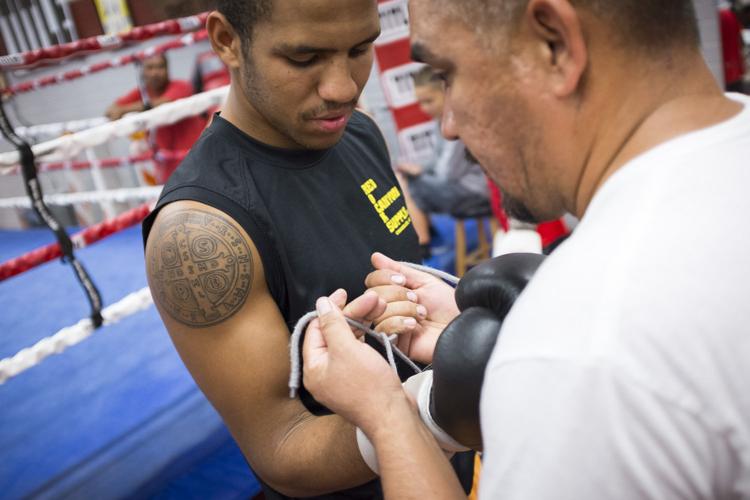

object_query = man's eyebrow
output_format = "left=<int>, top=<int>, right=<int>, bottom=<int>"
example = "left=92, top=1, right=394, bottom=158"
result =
left=275, top=30, right=382, bottom=55
left=410, top=42, right=450, bottom=67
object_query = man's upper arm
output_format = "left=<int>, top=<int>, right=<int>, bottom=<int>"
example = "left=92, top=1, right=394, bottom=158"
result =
left=145, top=200, right=310, bottom=482
left=115, top=88, right=141, bottom=106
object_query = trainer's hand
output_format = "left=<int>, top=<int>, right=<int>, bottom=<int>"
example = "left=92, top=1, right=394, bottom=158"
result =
left=303, top=296, right=404, bottom=435
left=364, top=253, right=459, bottom=363
left=334, top=289, right=387, bottom=339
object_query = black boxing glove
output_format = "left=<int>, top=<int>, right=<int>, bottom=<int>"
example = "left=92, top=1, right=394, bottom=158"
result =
left=430, top=253, right=546, bottom=449
left=357, top=254, right=546, bottom=471
left=429, top=307, right=505, bottom=449
left=455, top=252, right=546, bottom=316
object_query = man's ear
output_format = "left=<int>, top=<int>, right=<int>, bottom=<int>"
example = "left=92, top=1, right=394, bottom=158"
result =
left=207, top=11, right=243, bottom=70
left=523, top=0, right=587, bottom=97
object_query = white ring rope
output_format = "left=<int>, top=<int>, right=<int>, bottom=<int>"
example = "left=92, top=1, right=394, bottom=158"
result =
left=14, top=117, right=109, bottom=142
left=0, top=287, right=154, bottom=384
left=0, top=186, right=163, bottom=209
left=0, top=85, right=229, bottom=166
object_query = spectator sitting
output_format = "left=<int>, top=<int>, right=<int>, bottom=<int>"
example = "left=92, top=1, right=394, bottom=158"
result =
left=720, top=1, right=746, bottom=92
left=397, top=65, right=492, bottom=258
left=105, top=53, right=207, bottom=183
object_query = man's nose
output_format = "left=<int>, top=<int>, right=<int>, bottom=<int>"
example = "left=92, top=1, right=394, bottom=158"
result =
left=441, top=106, right=459, bottom=140
left=318, top=59, right=358, bottom=104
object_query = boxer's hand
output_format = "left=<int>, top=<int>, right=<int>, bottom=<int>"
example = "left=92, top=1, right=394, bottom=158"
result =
left=303, top=296, right=405, bottom=435
left=364, top=253, right=460, bottom=363
left=368, top=253, right=460, bottom=324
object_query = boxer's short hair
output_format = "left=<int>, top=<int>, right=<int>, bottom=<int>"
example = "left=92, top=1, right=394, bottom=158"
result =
left=216, top=0, right=274, bottom=51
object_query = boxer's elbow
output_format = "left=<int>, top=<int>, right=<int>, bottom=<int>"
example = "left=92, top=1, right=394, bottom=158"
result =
left=242, top=413, right=368, bottom=497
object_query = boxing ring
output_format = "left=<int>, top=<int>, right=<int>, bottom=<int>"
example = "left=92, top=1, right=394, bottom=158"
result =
left=0, top=8, right=492, bottom=497
left=0, top=13, right=260, bottom=499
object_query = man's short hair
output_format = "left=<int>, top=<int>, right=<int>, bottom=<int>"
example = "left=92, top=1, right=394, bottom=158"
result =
left=216, top=0, right=274, bottom=49
left=412, top=65, right=443, bottom=89
left=438, top=0, right=700, bottom=52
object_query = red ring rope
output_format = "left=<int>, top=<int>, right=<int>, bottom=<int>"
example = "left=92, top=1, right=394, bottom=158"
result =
left=3, top=31, right=209, bottom=97
left=0, top=12, right=209, bottom=71
left=0, top=203, right=152, bottom=281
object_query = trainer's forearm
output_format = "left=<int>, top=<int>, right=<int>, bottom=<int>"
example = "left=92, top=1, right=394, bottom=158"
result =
left=369, top=399, right=466, bottom=500
left=262, top=413, right=376, bottom=497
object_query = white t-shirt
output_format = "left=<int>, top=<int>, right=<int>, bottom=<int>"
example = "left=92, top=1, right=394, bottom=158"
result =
left=480, top=94, right=750, bottom=500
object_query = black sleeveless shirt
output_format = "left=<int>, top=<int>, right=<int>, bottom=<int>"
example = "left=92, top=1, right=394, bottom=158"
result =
left=143, top=113, right=475, bottom=498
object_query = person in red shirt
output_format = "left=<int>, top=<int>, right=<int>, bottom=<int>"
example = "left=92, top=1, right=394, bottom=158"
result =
left=720, top=2, right=746, bottom=92
left=106, top=54, right=207, bottom=183
left=191, top=50, right=231, bottom=126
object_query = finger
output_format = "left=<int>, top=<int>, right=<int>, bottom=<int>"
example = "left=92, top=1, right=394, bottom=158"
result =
left=342, top=290, right=382, bottom=321
left=365, top=283, right=419, bottom=305
left=371, top=252, right=435, bottom=289
left=316, top=297, right=359, bottom=352
left=373, top=301, right=427, bottom=327
left=394, top=330, right=413, bottom=356
left=329, top=288, right=348, bottom=309
left=342, top=292, right=387, bottom=338
left=364, top=269, right=426, bottom=295
left=302, top=318, right=327, bottom=368
left=365, top=269, right=407, bottom=289
left=373, top=315, right=420, bottom=337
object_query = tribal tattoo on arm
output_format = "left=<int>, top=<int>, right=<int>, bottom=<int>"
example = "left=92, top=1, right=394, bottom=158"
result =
left=148, top=209, right=254, bottom=327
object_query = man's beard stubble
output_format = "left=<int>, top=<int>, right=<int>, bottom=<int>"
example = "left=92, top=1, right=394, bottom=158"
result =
left=240, top=55, right=359, bottom=150
left=501, top=189, right=538, bottom=224
left=465, top=145, right=539, bottom=224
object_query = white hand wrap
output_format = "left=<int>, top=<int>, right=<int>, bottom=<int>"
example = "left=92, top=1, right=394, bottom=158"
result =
left=356, top=427, right=380, bottom=474
left=356, top=371, right=469, bottom=475
left=403, top=370, right=470, bottom=453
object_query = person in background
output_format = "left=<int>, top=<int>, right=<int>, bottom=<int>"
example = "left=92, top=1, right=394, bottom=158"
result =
left=397, top=65, right=492, bottom=259
left=192, top=50, right=232, bottom=93
left=106, top=53, right=207, bottom=183
left=737, top=0, right=750, bottom=27
left=720, top=1, right=746, bottom=92
left=192, top=50, right=231, bottom=124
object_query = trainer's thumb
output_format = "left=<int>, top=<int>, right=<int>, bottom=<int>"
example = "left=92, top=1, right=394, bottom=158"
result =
left=315, top=297, right=356, bottom=350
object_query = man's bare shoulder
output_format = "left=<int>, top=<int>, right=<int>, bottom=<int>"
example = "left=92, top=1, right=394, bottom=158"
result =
left=146, top=201, right=256, bottom=328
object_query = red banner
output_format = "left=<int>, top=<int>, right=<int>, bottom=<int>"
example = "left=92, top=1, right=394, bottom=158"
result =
left=374, top=0, right=440, bottom=165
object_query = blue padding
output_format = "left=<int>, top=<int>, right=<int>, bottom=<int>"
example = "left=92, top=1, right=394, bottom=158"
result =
left=423, top=214, right=487, bottom=274
left=0, top=226, right=260, bottom=499
left=146, top=429, right=261, bottom=500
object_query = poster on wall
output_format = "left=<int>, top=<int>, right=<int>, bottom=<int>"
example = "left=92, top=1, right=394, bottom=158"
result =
left=374, top=0, right=440, bottom=165
left=94, top=0, right=133, bottom=35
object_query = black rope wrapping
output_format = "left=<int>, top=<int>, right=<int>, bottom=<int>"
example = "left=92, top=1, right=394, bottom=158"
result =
left=0, top=98, right=103, bottom=327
